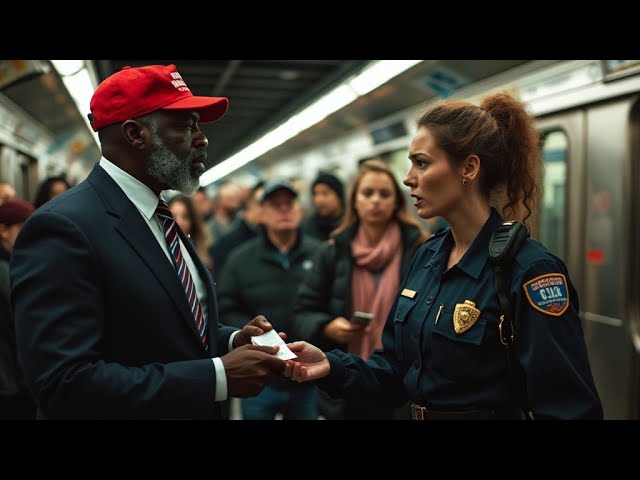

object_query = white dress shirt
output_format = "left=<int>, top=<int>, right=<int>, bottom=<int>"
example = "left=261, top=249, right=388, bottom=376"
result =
left=99, top=158, right=238, bottom=402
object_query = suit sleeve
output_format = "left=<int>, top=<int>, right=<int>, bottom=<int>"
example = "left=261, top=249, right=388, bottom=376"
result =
left=513, top=259, right=603, bottom=419
left=11, top=212, right=218, bottom=419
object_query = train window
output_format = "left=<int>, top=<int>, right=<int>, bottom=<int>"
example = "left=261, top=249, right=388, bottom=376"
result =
left=539, top=130, right=568, bottom=260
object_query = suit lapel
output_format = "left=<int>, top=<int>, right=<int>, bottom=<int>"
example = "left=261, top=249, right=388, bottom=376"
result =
left=115, top=208, right=206, bottom=342
left=88, top=166, right=207, bottom=351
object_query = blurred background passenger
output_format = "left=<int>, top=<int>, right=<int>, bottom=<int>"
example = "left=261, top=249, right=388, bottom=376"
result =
left=168, top=194, right=213, bottom=274
left=192, top=187, right=213, bottom=223
left=210, top=181, right=264, bottom=274
left=302, top=171, right=345, bottom=242
left=0, top=199, right=36, bottom=419
left=217, top=179, right=320, bottom=419
left=33, top=176, right=71, bottom=209
left=293, top=160, right=429, bottom=419
left=207, top=181, right=243, bottom=244
left=0, top=182, right=16, bottom=206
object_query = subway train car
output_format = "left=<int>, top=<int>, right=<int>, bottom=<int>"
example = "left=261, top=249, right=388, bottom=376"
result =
left=0, top=60, right=100, bottom=201
left=257, top=60, right=640, bottom=419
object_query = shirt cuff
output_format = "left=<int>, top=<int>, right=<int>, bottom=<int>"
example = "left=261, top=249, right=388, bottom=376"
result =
left=212, top=357, right=227, bottom=402
left=229, top=330, right=240, bottom=351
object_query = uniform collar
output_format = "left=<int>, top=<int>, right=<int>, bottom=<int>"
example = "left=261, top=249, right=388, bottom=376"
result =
left=457, top=208, right=504, bottom=279
left=425, top=208, right=504, bottom=279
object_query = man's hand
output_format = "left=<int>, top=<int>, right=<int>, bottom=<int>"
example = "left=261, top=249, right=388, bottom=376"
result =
left=233, top=315, right=287, bottom=349
left=283, top=341, right=330, bottom=382
left=221, top=344, right=286, bottom=397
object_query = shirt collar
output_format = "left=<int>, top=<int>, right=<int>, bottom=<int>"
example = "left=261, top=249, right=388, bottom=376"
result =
left=99, top=157, right=162, bottom=219
left=456, top=207, right=504, bottom=279
left=425, top=208, right=504, bottom=279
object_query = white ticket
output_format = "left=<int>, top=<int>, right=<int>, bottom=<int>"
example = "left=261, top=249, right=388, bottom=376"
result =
left=251, top=329, right=297, bottom=360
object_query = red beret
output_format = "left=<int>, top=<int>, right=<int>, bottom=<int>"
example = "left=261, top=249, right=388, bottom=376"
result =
left=88, top=64, right=229, bottom=131
left=0, top=199, right=35, bottom=225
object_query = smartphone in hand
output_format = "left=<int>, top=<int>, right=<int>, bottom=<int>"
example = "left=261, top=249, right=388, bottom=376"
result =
left=351, top=311, right=373, bottom=325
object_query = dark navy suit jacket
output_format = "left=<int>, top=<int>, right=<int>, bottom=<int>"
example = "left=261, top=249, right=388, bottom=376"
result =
left=10, top=165, right=237, bottom=419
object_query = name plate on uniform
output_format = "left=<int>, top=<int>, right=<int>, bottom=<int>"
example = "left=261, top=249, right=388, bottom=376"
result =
left=401, top=288, right=416, bottom=299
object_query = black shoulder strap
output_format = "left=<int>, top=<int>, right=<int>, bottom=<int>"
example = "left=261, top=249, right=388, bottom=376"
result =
left=488, top=221, right=532, bottom=418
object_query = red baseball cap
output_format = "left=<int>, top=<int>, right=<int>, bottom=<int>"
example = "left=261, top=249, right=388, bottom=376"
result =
left=88, top=64, right=229, bottom=131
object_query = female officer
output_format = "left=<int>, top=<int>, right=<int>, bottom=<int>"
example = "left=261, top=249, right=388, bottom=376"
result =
left=283, top=92, right=603, bottom=420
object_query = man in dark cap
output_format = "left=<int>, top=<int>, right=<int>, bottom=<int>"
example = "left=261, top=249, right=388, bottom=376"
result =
left=10, top=65, right=285, bottom=419
left=217, top=178, right=320, bottom=419
left=0, top=199, right=35, bottom=418
left=302, top=171, right=345, bottom=241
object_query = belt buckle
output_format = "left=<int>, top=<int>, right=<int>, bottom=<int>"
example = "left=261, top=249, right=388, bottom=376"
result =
left=411, top=403, right=427, bottom=420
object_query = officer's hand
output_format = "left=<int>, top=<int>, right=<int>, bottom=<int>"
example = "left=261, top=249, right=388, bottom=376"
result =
left=233, top=314, right=287, bottom=349
left=322, top=316, right=364, bottom=344
left=284, top=342, right=330, bottom=382
left=221, top=344, right=286, bottom=397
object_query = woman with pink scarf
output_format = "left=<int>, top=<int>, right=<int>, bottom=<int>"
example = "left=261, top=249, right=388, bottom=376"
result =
left=293, top=160, right=428, bottom=419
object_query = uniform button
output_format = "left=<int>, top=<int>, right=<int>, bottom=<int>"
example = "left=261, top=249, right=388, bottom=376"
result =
left=426, top=297, right=433, bottom=304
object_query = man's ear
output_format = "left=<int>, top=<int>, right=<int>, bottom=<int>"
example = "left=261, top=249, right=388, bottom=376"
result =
left=121, top=120, right=147, bottom=151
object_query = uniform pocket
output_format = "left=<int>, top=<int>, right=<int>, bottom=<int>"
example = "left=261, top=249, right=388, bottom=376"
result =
left=393, top=296, right=417, bottom=361
left=430, top=309, right=488, bottom=383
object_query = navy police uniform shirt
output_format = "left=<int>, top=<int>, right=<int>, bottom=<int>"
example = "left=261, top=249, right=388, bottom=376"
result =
left=322, top=208, right=603, bottom=419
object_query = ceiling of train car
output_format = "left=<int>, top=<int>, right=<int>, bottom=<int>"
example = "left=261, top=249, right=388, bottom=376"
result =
left=1, top=66, right=88, bottom=139
left=0, top=60, right=543, bottom=182
left=255, top=59, right=535, bottom=166
left=92, top=60, right=371, bottom=169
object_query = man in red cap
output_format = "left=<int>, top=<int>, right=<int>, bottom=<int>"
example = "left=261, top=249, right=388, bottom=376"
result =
left=0, top=199, right=36, bottom=418
left=10, top=65, right=286, bottom=419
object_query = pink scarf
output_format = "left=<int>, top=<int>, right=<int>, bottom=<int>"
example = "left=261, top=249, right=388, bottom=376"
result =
left=349, top=222, right=402, bottom=359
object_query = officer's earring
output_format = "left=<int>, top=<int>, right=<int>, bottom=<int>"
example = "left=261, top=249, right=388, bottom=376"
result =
left=462, top=178, right=469, bottom=185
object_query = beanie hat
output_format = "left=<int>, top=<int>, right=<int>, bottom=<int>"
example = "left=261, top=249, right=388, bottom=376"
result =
left=312, top=172, right=344, bottom=203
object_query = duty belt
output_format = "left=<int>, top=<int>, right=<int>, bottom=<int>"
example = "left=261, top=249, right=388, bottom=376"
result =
left=410, top=403, right=525, bottom=420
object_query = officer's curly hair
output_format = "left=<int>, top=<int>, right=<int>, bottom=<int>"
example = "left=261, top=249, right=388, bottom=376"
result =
left=416, top=92, right=541, bottom=224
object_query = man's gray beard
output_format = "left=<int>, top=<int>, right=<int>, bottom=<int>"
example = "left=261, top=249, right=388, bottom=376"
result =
left=145, top=130, right=200, bottom=195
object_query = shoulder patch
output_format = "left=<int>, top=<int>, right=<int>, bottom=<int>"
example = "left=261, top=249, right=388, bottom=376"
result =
left=522, top=273, right=569, bottom=317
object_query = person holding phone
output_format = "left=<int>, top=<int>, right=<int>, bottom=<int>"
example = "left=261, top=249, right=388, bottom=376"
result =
left=292, top=160, right=429, bottom=419
left=351, top=312, right=373, bottom=326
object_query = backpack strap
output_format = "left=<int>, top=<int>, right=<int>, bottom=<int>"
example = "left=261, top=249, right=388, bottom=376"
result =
left=488, top=221, right=532, bottom=418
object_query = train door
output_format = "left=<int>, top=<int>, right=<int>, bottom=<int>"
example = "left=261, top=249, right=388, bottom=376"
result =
left=628, top=98, right=640, bottom=420
left=583, top=98, right=636, bottom=419
left=0, top=145, right=37, bottom=202
left=538, top=97, right=637, bottom=419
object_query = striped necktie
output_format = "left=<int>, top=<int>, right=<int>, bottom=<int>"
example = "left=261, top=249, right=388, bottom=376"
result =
left=155, top=200, right=207, bottom=348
